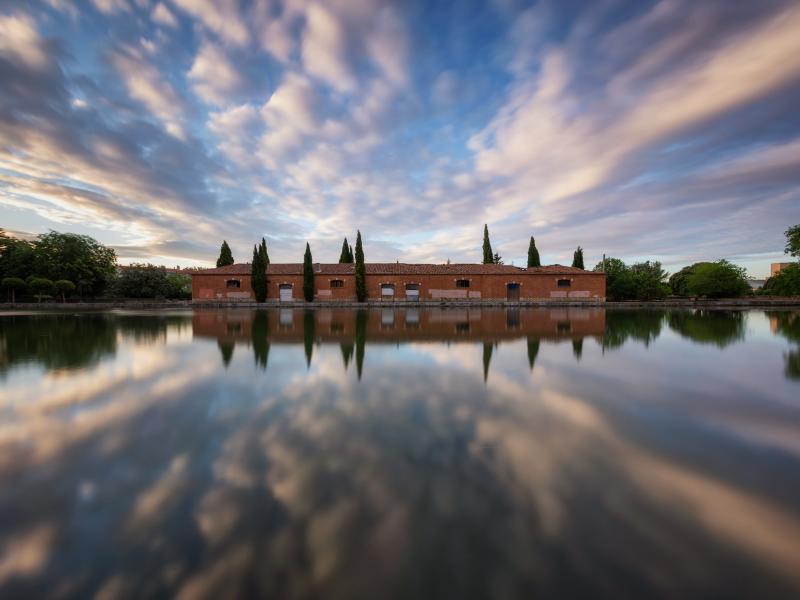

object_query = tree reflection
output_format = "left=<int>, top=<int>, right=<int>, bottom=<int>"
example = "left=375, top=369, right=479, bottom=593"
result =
left=527, top=338, right=540, bottom=371
left=602, top=310, right=664, bottom=350
left=668, top=310, right=745, bottom=348
left=766, top=311, right=800, bottom=380
left=0, top=314, right=117, bottom=374
left=252, top=311, right=269, bottom=370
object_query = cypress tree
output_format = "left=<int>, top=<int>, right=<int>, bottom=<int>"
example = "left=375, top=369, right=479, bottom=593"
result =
left=572, top=246, right=585, bottom=270
left=251, top=244, right=267, bottom=302
left=216, top=240, right=234, bottom=267
left=303, top=242, right=314, bottom=302
left=349, top=244, right=354, bottom=262
left=482, top=224, right=494, bottom=264
left=259, top=237, right=269, bottom=265
left=354, top=230, right=366, bottom=302
left=259, top=237, right=269, bottom=300
left=339, top=237, right=352, bottom=263
left=527, top=236, right=541, bottom=268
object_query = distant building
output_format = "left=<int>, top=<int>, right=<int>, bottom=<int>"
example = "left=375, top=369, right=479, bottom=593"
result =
left=771, top=263, right=793, bottom=276
left=191, top=263, right=606, bottom=302
left=747, top=279, right=766, bottom=290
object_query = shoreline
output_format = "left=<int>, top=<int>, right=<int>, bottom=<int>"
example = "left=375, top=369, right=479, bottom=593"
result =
left=1, top=297, right=799, bottom=310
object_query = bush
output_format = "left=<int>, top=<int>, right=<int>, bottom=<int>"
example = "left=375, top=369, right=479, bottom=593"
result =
left=760, top=263, right=800, bottom=296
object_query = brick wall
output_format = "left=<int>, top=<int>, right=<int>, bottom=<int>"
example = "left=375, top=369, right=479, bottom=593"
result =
left=193, top=271, right=605, bottom=301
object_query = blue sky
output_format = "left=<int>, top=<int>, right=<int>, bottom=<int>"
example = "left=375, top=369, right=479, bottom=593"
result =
left=1, top=0, right=799, bottom=276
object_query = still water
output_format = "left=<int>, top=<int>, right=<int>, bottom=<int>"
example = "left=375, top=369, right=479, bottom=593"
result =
left=1, top=307, right=799, bottom=598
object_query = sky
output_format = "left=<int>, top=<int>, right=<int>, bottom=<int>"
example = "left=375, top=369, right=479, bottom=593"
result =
left=1, top=0, right=800, bottom=277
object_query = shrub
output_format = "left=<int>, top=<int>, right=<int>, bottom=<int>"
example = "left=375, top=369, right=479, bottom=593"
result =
left=684, top=260, right=750, bottom=298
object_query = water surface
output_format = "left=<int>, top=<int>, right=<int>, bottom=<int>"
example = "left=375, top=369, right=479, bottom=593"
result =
left=1, top=308, right=799, bottom=598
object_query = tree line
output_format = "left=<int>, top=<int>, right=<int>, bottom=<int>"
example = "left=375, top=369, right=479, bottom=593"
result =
left=0, top=230, right=192, bottom=302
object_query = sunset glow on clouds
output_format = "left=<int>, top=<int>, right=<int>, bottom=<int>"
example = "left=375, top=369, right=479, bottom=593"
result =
left=1, top=0, right=800, bottom=275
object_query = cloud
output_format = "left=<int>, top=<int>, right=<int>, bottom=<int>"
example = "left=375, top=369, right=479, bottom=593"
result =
left=111, top=43, right=187, bottom=138
left=301, top=3, right=356, bottom=92
left=188, top=40, right=247, bottom=106
left=172, top=0, right=250, bottom=46
left=92, top=0, right=131, bottom=15
left=0, top=13, right=50, bottom=71
left=151, top=2, right=179, bottom=29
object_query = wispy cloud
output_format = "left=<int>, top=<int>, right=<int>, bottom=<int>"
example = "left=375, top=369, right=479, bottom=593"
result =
left=1, top=0, right=799, bottom=274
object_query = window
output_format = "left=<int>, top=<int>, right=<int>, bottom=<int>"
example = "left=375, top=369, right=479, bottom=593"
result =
left=226, top=279, right=241, bottom=289
left=456, top=279, right=470, bottom=288
left=557, top=279, right=571, bottom=288
left=330, top=279, right=344, bottom=288
left=405, top=283, right=419, bottom=290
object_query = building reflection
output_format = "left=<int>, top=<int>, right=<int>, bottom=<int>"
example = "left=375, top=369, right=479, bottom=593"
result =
left=192, top=307, right=607, bottom=379
left=766, top=311, right=800, bottom=379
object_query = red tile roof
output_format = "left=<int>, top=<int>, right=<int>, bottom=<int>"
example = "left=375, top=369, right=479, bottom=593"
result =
left=193, top=263, right=596, bottom=276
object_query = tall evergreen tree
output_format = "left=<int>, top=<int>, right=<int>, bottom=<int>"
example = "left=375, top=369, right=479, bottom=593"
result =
left=251, top=244, right=267, bottom=302
left=482, top=224, right=494, bottom=264
left=303, top=242, right=314, bottom=302
left=339, top=237, right=353, bottom=263
left=572, top=246, right=585, bottom=270
left=259, top=237, right=269, bottom=265
left=216, top=240, right=234, bottom=267
left=354, top=230, right=366, bottom=302
left=527, top=236, right=541, bottom=268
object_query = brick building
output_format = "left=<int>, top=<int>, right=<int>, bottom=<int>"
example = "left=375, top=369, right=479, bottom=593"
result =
left=192, top=262, right=605, bottom=302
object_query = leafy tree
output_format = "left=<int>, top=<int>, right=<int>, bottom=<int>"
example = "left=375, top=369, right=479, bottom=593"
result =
left=527, top=236, right=541, bottom=268
left=165, top=273, right=191, bottom=299
left=216, top=240, right=234, bottom=267
left=339, top=237, right=353, bottom=263
left=0, top=231, right=36, bottom=281
left=669, top=263, right=709, bottom=296
left=54, top=279, right=75, bottom=302
left=593, top=257, right=668, bottom=300
left=493, top=252, right=503, bottom=265
left=303, top=242, right=315, bottom=302
left=251, top=245, right=267, bottom=302
left=760, top=263, right=800, bottom=296
left=355, top=230, right=366, bottom=302
left=572, top=246, right=585, bottom=270
left=785, top=224, right=800, bottom=259
left=685, top=260, right=750, bottom=298
left=113, top=264, right=177, bottom=298
left=28, top=277, right=55, bottom=302
left=2, top=277, right=25, bottom=303
left=32, top=231, right=116, bottom=297
left=594, top=258, right=635, bottom=300
left=482, top=224, right=494, bottom=264
left=629, top=261, right=670, bottom=300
